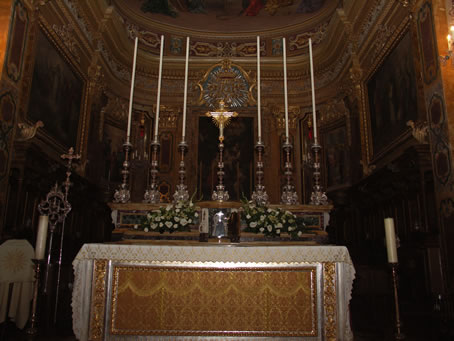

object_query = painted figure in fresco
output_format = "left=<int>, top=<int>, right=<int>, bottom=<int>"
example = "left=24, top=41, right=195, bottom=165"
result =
left=296, top=0, right=325, bottom=13
left=187, top=0, right=206, bottom=13
left=140, top=0, right=177, bottom=17
left=244, top=0, right=264, bottom=16
left=265, top=0, right=294, bottom=15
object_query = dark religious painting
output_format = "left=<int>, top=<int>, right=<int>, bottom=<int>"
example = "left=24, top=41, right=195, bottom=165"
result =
left=198, top=116, right=253, bottom=201
left=103, top=124, right=126, bottom=183
left=27, top=29, right=83, bottom=148
left=367, top=31, right=418, bottom=156
left=323, top=126, right=349, bottom=188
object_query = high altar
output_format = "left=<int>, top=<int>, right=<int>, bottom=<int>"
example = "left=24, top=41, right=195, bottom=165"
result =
left=69, top=28, right=356, bottom=341
left=72, top=242, right=354, bottom=341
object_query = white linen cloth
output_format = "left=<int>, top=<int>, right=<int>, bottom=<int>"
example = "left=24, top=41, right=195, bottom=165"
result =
left=72, top=243, right=356, bottom=341
left=0, top=239, right=34, bottom=329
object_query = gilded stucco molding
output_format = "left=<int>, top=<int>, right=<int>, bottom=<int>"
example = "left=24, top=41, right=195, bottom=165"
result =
left=89, top=259, right=108, bottom=341
left=271, top=106, right=299, bottom=130
left=15, top=120, right=43, bottom=141
left=323, top=262, right=337, bottom=341
left=52, top=23, right=81, bottom=64
left=102, top=92, right=128, bottom=125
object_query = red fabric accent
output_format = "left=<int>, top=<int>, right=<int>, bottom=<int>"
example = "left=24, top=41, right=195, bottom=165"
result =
left=245, top=0, right=263, bottom=16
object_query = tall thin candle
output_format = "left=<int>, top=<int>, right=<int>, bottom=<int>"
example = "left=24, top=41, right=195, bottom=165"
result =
left=153, top=35, right=164, bottom=143
left=308, top=38, right=318, bottom=142
left=182, top=36, right=190, bottom=141
left=35, top=215, right=48, bottom=260
left=126, top=36, right=139, bottom=142
left=283, top=37, right=289, bottom=142
left=384, top=218, right=398, bottom=263
left=257, top=36, right=262, bottom=142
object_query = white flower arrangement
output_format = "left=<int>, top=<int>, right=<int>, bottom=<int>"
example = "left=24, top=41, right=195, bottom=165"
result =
left=139, top=199, right=198, bottom=233
left=241, top=199, right=307, bottom=238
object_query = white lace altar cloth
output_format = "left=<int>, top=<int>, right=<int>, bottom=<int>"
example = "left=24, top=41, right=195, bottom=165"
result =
left=72, top=243, right=355, bottom=341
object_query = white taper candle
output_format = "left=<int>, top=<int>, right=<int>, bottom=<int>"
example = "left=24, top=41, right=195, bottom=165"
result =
left=35, top=215, right=48, bottom=260
left=153, top=35, right=164, bottom=143
left=182, top=37, right=190, bottom=141
left=384, top=218, right=398, bottom=263
left=257, top=36, right=262, bottom=142
left=309, top=38, right=318, bottom=142
left=126, top=36, right=139, bottom=142
left=283, top=37, right=289, bottom=142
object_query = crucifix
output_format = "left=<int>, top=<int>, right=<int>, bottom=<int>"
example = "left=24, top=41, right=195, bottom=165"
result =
left=205, top=100, right=238, bottom=202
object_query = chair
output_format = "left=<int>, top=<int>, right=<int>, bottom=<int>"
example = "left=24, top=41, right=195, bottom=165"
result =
left=0, top=239, right=34, bottom=329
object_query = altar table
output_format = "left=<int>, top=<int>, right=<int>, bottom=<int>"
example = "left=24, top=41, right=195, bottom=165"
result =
left=72, top=243, right=355, bottom=340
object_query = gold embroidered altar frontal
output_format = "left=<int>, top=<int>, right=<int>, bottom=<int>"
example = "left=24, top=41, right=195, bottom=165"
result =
left=110, top=265, right=317, bottom=337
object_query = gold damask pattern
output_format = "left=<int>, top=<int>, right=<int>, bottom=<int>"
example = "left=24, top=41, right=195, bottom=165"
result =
left=110, top=265, right=317, bottom=337
left=323, top=262, right=337, bottom=341
left=89, top=260, right=108, bottom=341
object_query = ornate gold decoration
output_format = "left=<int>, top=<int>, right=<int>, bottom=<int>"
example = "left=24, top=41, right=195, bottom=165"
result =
left=110, top=264, right=317, bottom=337
left=15, top=120, right=43, bottom=141
left=101, top=94, right=128, bottom=124
left=197, top=59, right=255, bottom=109
left=406, top=120, right=428, bottom=144
left=155, top=105, right=179, bottom=129
left=370, top=24, right=396, bottom=64
left=52, top=23, right=81, bottom=63
left=272, top=106, right=299, bottom=130
left=323, top=262, right=337, bottom=341
left=288, top=22, right=329, bottom=52
left=319, top=99, right=349, bottom=125
left=89, top=259, right=108, bottom=341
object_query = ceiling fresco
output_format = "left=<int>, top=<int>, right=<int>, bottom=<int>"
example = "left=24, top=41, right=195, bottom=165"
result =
left=117, top=0, right=330, bottom=33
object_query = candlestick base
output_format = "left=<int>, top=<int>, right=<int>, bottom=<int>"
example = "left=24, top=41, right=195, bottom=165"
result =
left=173, top=184, right=189, bottom=202
left=212, top=184, right=229, bottom=202
left=113, top=142, right=133, bottom=203
left=143, top=186, right=160, bottom=203
left=281, top=184, right=299, bottom=205
left=113, top=186, right=131, bottom=203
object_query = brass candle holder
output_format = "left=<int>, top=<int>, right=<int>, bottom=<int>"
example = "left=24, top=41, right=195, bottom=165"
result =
left=390, top=262, right=405, bottom=340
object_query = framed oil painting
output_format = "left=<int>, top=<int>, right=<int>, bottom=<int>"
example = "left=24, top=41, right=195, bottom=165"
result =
left=197, top=116, right=254, bottom=201
left=367, top=31, right=418, bottom=157
left=323, top=125, right=349, bottom=189
left=27, top=28, right=84, bottom=149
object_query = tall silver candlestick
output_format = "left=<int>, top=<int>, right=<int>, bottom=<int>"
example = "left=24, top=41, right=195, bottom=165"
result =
left=309, top=142, right=328, bottom=205
left=173, top=140, right=189, bottom=202
left=251, top=140, right=268, bottom=205
left=281, top=140, right=299, bottom=205
left=144, top=140, right=161, bottom=203
left=113, top=141, right=133, bottom=203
